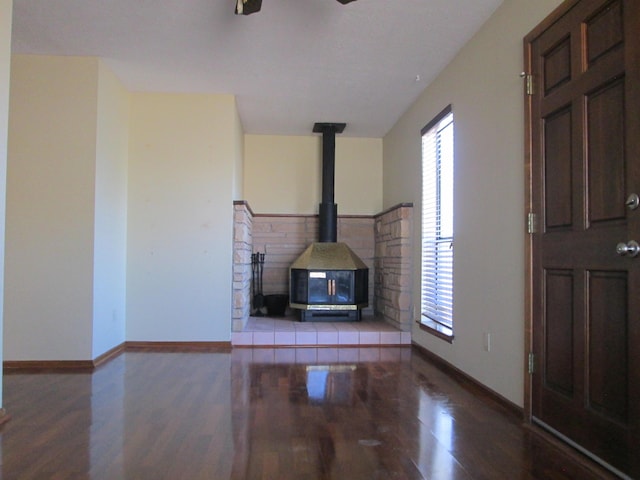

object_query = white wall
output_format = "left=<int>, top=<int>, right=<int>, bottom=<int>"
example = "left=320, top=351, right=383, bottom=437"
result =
left=126, top=93, right=239, bottom=341
left=92, top=61, right=130, bottom=358
left=244, top=134, right=382, bottom=215
left=383, top=0, right=563, bottom=406
left=5, top=55, right=98, bottom=360
left=0, top=0, right=13, bottom=404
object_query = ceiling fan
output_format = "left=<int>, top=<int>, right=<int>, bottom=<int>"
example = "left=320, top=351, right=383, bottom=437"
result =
left=235, top=0, right=357, bottom=15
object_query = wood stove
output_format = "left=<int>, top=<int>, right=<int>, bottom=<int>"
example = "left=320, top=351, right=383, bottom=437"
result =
left=289, top=123, right=369, bottom=321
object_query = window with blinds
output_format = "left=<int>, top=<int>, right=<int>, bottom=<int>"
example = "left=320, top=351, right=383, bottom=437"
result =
left=421, top=106, right=454, bottom=338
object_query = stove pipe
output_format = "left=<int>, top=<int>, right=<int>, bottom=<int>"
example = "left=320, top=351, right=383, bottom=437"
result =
left=313, top=122, right=346, bottom=242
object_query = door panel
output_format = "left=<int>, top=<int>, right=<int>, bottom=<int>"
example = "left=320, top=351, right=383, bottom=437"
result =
left=544, top=269, right=574, bottom=397
left=585, top=0, right=623, bottom=65
left=587, top=79, right=626, bottom=224
left=543, top=37, right=572, bottom=94
left=527, top=0, right=639, bottom=477
left=587, top=270, right=628, bottom=423
left=544, top=109, right=573, bottom=229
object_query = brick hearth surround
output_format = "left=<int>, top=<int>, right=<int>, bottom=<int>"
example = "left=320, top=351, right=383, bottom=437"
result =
left=232, top=201, right=413, bottom=332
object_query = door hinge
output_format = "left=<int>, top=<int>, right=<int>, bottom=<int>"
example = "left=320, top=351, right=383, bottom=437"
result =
left=527, top=212, right=538, bottom=234
left=525, top=74, right=534, bottom=95
left=528, top=352, right=536, bottom=374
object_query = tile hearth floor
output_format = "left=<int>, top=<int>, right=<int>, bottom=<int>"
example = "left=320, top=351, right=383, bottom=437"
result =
left=232, top=314, right=411, bottom=347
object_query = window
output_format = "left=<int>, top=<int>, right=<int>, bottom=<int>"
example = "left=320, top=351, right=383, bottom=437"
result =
left=421, top=106, right=454, bottom=339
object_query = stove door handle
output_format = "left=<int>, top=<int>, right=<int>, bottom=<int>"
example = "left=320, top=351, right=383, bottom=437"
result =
left=328, top=279, right=335, bottom=296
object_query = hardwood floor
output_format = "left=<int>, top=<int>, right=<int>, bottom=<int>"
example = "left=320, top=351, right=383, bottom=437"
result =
left=0, top=347, right=614, bottom=479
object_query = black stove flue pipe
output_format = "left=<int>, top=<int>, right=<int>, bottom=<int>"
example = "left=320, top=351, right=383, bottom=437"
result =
left=313, top=122, right=346, bottom=243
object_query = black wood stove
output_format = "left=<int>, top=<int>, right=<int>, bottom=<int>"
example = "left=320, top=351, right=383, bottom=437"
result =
left=289, top=123, right=369, bottom=321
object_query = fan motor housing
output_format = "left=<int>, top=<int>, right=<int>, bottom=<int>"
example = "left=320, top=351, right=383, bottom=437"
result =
left=235, top=0, right=262, bottom=15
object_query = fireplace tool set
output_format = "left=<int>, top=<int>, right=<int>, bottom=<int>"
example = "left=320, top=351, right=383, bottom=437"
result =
left=251, top=252, right=265, bottom=316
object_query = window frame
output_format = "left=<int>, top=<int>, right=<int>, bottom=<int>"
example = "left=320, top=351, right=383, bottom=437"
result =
left=419, top=105, right=455, bottom=342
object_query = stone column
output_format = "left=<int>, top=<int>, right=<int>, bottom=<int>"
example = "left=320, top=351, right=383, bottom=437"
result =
left=232, top=201, right=253, bottom=331
left=374, top=204, right=413, bottom=331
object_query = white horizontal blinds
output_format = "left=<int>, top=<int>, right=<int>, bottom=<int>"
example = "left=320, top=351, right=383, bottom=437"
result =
left=421, top=106, right=454, bottom=334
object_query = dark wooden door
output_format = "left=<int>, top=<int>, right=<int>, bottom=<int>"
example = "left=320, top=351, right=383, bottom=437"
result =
left=527, top=0, right=639, bottom=477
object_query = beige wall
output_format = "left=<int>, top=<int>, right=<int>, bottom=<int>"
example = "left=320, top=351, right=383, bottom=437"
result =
left=383, top=0, right=563, bottom=406
left=0, top=0, right=13, bottom=402
left=127, top=93, right=239, bottom=341
left=232, top=102, right=244, bottom=200
left=244, top=134, right=382, bottom=215
left=92, top=61, right=130, bottom=357
left=6, top=60, right=241, bottom=351
left=5, top=55, right=98, bottom=360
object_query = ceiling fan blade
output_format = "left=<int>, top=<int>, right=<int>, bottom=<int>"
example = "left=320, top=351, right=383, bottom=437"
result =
left=235, top=0, right=352, bottom=15
left=235, top=0, right=262, bottom=15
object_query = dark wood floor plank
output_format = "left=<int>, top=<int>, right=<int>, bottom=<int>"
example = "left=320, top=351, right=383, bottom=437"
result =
left=0, top=347, right=615, bottom=479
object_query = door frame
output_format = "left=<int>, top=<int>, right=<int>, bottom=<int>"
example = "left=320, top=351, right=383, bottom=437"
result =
left=522, top=0, right=581, bottom=425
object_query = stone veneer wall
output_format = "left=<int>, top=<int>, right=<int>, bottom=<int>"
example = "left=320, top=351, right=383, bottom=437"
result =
left=374, top=204, right=414, bottom=331
left=232, top=201, right=253, bottom=331
left=231, top=201, right=412, bottom=331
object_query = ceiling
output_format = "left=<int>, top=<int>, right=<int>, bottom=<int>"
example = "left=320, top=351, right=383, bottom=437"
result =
left=11, top=0, right=503, bottom=138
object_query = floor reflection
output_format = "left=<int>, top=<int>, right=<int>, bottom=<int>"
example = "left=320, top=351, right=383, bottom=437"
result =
left=0, top=347, right=609, bottom=479
left=306, top=365, right=358, bottom=405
